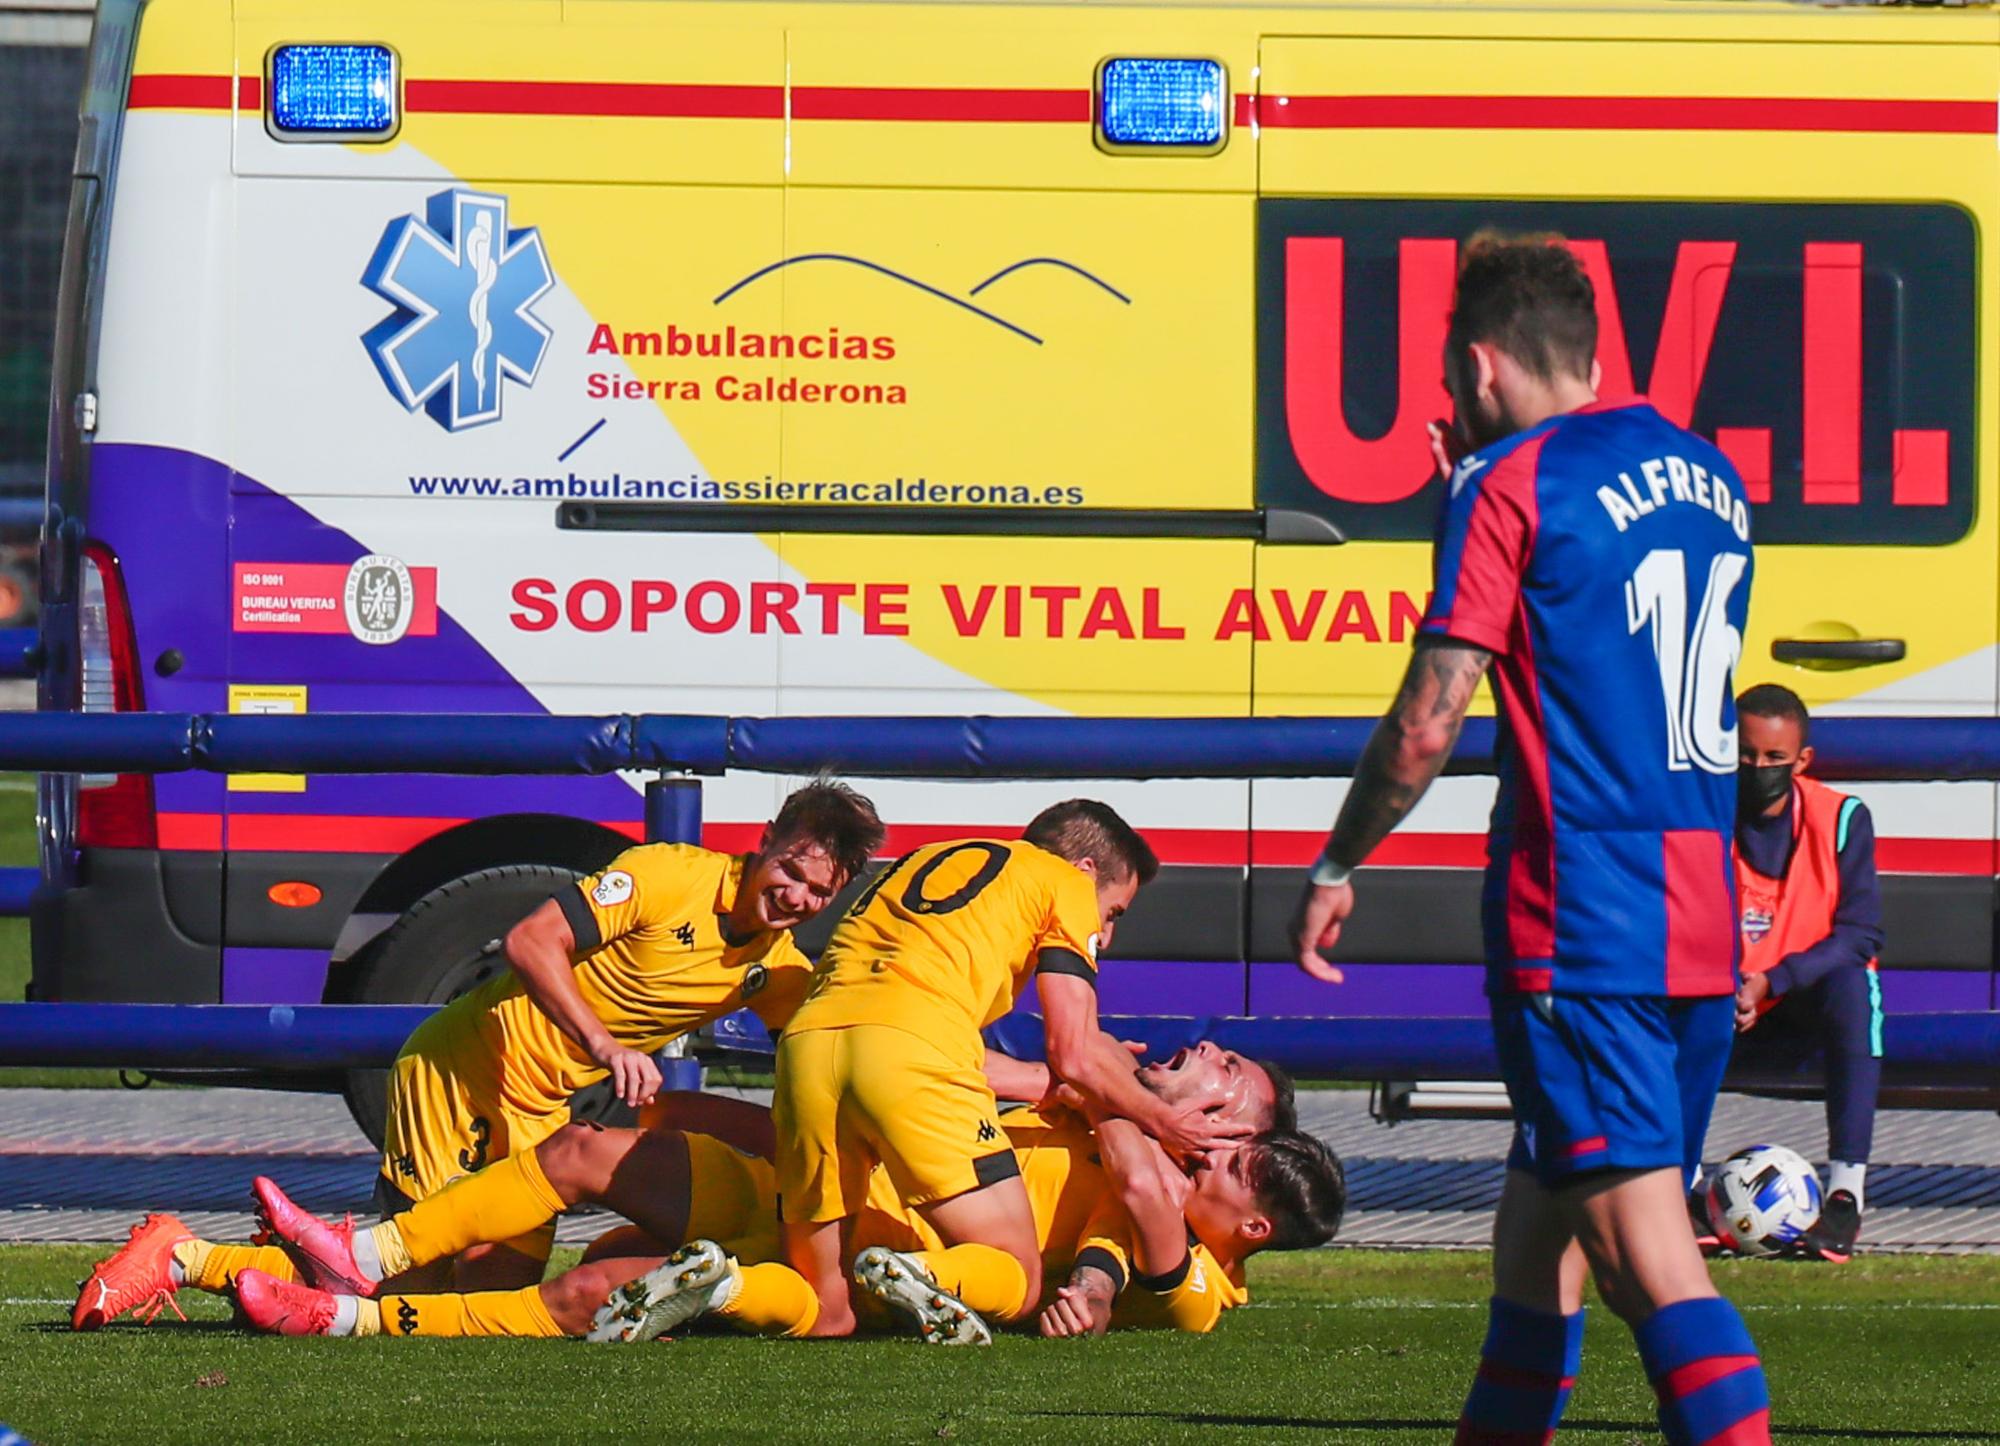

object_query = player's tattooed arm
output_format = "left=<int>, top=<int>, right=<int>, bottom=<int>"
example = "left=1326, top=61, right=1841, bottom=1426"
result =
left=1292, top=637, right=1491, bottom=980
left=1040, top=1265, right=1118, bottom=1338
left=1325, top=637, right=1493, bottom=867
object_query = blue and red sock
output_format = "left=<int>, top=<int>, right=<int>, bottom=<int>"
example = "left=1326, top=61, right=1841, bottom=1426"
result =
left=1455, top=1296, right=1585, bottom=1445
left=1635, top=1297, right=1771, bottom=1445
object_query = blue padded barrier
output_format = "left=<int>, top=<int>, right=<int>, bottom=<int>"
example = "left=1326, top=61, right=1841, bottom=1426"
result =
left=629, top=714, right=732, bottom=773
left=1805, top=717, right=2000, bottom=784
left=0, top=710, right=1988, bottom=780
left=721, top=715, right=1492, bottom=780
left=0, top=711, right=198, bottom=772
left=4, top=1004, right=1999, bottom=1079
left=979, top=1012, right=2000, bottom=1090
left=201, top=712, right=635, bottom=775
left=0, top=1003, right=436, bottom=1069
left=0, top=629, right=38, bottom=680
left=0, top=868, right=35, bottom=915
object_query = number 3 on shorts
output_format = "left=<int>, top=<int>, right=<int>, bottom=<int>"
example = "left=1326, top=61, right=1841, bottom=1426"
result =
left=1625, top=548, right=1748, bottom=776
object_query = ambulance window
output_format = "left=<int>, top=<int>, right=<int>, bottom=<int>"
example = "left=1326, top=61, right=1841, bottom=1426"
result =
left=1255, top=199, right=1976, bottom=548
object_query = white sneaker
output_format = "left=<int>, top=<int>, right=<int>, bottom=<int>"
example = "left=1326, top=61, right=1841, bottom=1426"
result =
left=852, top=1246, right=991, bottom=1346
left=585, top=1240, right=736, bottom=1344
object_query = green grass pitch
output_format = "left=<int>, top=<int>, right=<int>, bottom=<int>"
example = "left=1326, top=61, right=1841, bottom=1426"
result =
left=5, top=1248, right=2000, bottom=1443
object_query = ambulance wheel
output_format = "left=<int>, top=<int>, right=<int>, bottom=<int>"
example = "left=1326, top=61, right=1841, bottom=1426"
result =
left=339, top=864, right=584, bottom=1149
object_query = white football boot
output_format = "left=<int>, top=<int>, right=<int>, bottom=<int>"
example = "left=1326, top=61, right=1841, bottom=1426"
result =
left=852, top=1246, right=992, bottom=1346
left=586, top=1239, right=736, bottom=1343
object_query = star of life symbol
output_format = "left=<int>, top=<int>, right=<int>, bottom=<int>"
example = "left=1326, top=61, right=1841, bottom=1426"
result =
left=363, top=189, right=554, bottom=431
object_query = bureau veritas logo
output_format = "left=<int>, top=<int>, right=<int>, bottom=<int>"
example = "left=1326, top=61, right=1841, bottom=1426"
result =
left=343, top=554, right=416, bottom=646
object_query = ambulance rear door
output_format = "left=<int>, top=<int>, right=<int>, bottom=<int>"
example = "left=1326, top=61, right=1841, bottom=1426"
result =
left=1250, top=20, right=2000, bottom=1014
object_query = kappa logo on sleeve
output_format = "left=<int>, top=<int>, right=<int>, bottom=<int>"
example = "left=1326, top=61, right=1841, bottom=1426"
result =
left=363, top=189, right=554, bottom=432
left=591, top=871, right=635, bottom=908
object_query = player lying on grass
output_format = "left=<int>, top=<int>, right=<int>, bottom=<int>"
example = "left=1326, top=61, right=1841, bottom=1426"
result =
left=250, top=1039, right=1279, bottom=1316
left=231, top=1047, right=1341, bottom=1341
left=72, top=781, right=883, bottom=1330
left=240, top=1040, right=1239, bottom=1301
left=774, top=801, right=1251, bottom=1339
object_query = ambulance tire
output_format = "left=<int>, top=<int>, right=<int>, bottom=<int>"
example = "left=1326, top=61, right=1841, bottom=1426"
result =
left=340, top=863, right=635, bottom=1149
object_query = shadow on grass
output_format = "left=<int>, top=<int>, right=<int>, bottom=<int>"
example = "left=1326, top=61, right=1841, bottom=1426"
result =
left=22, top=1319, right=243, bottom=1335
left=1031, top=1410, right=2000, bottom=1440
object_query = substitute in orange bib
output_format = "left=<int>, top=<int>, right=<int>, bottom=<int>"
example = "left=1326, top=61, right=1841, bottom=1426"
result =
left=72, top=780, right=883, bottom=1330
left=1724, top=684, right=1883, bottom=1263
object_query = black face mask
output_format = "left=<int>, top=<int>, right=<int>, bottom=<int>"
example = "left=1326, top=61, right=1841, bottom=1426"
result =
left=1738, top=763, right=1794, bottom=820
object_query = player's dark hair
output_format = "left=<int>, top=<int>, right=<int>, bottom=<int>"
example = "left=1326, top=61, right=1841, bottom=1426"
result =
left=766, top=777, right=885, bottom=884
left=1022, top=799, right=1160, bottom=886
left=1246, top=1130, right=1346, bottom=1252
left=1446, top=229, right=1598, bottom=384
left=1738, top=683, right=1811, bottom=745
left=1256, top=1058, right=1299, bottom=1134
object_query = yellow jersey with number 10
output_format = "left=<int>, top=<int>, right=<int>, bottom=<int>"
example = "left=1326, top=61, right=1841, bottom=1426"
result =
left=786, top=839, right=1102, bottom=1058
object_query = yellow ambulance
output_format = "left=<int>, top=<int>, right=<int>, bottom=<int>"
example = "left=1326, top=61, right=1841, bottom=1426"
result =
left=34, top=0, right=1997, bottom=1049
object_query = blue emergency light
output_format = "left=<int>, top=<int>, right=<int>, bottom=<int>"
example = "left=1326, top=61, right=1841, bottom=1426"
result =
left=1097, top=58, right=1227, bottom=149
left=268, top=44, right=397, bottom=137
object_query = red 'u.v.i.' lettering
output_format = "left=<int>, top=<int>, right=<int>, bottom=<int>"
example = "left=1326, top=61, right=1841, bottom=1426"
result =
left=1282, top=235, right=1948, bottom=508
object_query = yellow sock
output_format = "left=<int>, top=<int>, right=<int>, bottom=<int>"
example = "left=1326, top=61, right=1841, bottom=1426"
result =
left=374, top=1287, right=564, bottom=1338
left=353, top=1298, right=383, bottom=1337
left=713, top=1261, right=820, bottom=1338
left=912, top=1244, right=1029, bottom=1318
left=175, top=1241, right=297, bottom=1294
left=389, top=1148, right=566, bottom=1273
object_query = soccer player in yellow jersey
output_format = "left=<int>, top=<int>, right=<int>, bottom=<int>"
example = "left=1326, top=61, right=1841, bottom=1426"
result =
left=774, top=800, right=1253, bottom=1339
left=71, top=781, right=882, bottom=1330
left=232, top=1045, right=1346, bottom=1342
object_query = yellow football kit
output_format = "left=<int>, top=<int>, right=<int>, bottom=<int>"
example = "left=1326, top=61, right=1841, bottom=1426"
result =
left=774, top=839, right=1103, bottom=1220
left=675, top=1109, right=1248, bottom=1333
left=378, top=844, right=811, bottom=1252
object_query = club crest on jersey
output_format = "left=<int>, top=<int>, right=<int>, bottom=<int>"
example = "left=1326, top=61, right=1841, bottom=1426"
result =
left=741, top=962, right=769, bottom=999
left=362, top=189, right=554, bottom=432
left=1742, top=906, right=1774, bottom=946
left=591, top=871, right=634, bottom=907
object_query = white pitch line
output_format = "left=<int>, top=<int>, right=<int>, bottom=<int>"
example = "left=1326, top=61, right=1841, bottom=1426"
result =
left=3, top=1298, right=74, bottom=1306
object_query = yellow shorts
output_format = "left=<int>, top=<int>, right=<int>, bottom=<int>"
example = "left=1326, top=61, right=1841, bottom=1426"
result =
left=773, top=1023, right=1018, bottom=1223
left=376, top=1047, right=565, bottom=1262
left=682, top=1131, right=784, bottom=1266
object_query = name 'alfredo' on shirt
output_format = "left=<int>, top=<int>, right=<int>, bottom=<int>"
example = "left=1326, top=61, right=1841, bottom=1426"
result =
left=1595, top=451, right=1752, bottom=541
left=1419, top=398, right=1753, bottom=999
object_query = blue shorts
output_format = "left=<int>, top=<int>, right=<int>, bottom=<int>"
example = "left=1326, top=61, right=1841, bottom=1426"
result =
left=1492, top=992, right=1734, bottom=1189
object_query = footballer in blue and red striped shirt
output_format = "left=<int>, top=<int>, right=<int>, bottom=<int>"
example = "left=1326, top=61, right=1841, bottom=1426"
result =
left=1290, top=231, right=1770, bottom=1446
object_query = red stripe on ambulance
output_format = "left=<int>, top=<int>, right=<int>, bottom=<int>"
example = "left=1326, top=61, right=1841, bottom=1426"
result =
left=1257, top=94, right=1993, bottom=134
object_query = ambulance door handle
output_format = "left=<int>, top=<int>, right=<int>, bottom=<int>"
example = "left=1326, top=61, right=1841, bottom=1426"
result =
left=1260, top=509, right=1346, bottom=544
left=1770, top=638, right=1906, bottom=665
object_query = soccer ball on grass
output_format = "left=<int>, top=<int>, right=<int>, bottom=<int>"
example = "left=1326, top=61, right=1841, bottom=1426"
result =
left=1704, top=1143, right=1823, bottom=1256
